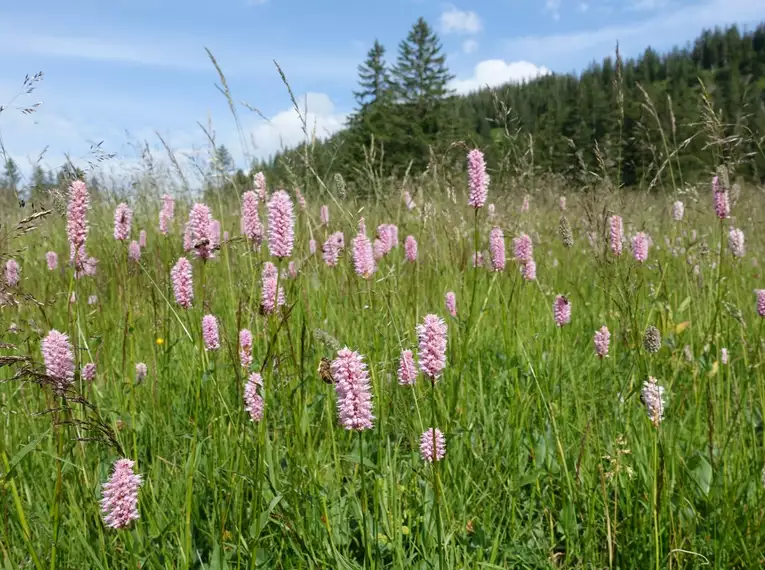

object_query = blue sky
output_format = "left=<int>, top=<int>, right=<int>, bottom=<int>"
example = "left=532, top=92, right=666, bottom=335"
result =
left=1, top=0, right=764, bottom=180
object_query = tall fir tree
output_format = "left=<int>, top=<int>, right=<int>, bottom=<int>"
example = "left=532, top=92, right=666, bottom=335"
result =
left=353, top=40, right=390, bottom=109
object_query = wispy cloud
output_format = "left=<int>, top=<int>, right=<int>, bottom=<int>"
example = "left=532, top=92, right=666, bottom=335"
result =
left=451, top=60, right=551, bottom=94
left=440, top=6, right=482, bottom=34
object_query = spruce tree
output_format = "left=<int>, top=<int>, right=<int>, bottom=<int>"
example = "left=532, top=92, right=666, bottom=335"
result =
left=353, top=40, right=390, bottom=109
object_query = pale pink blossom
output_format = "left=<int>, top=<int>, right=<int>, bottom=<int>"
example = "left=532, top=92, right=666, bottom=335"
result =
left=420, top=428, right=446, bottom=463
left=331, top=348, right=374, bottom=431
left=113, top=203, right=132, bottom=241
left=397, top=349, right=417, bottom=386
left=417, top=314, right=447, bottom=381
left=100, top=458, right=143, bottom=529
left=467, top=149, right=489, bottom=209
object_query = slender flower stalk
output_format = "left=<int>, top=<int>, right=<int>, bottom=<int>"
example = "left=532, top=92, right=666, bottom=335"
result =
left=100, top=458, right=143, bottom=529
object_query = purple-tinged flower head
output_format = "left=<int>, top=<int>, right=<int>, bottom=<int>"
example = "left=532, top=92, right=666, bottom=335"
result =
left=728, top=227, right=745, bottom=258
left=756, top=289, right=765, bottom=318
left=139, top=230, right=147, bottom=249
left=405, top=235, right=418, bottom=263
left=609, top=215, right=623, bottom=256
left=521, top=195, right=530, bottom=213
left=352, top=219, right=376, bottom=278
left=241, top=190, right=264, bottom=245
left=559, top=196, right=567, bottom=211
left=46, top=251, right=58, bottom=271
left=713, top=176, right=730, bottom=219
left=294, top=187, right=307, bottom=211
left=66, top=180, right=90, bottom=253
left=135, top=363, right=148, bottom=383
left=100, top=458, right=142, bottom=529
left=128, top=240, right=141, bottom=263
left=398, top=349, right=417, bottom=386
left=75, top=249, right=98, bottom=279
left=288, top=261, right=298, bottom=278
left=309, top=239, right=317, bottom=255
left=267, top=190, right=295, bottom=259
left=420, top=428, right=446, bottom=463
left=672, top=201, right=684, bottom=221
left=331, top=347, right=375, bottom=431
left=159, top=194, right=175, bottom=235
left=487, top=203, right=496, bottom=219
left=187, top=203, right=215, bottom=260
left=254, top=171, right=267, bottom=202
left=244, top=372, right=264, bottom=422
left=82, top=362, right=96, bottom=381
left=202, top=314, right=220, bottom=351
left=183, top=227, right=193, bottom=252
left=467, top=148, right=489, bottom=209
left=594, top=325, right=610, bottom=359
left=320, top=204, right=329, bottom=226
left=171, top=257, right=193, bottom=309
left=322, top=232, right=345, bottom=266
left=632, top=232, right=649, bottom=263
left=373, top=238, right=386, bottom=261
left=377, top=224, right=398, bottom=254
left=489, top=227, right=506, bottom=271
left=417, top=314, right=447, bottom=382
left=239, top=329, right=253, bottom=368
left=720, top=348, right=729, bottom=365
left=472, top=251, right=483, bottom=268
left=113, top=203, right=132, bottom=241
left=261, top=262, right=286, bottom=315
left=513, top=234, right=533, bottom=264
left=42, top=329, right=75, bottom=394
left=88, top=295, right=98, bottom=306
left=5, top=258, right=20, bottom=287
left=521, top=258, right=537, bottom=281
left=641, top=376, right=665, bottom=427
left=445, top=291, right=457, bottom=317
left=403, top=190, right=415, bottom=210
left=553, top=295, right=571, bottom=327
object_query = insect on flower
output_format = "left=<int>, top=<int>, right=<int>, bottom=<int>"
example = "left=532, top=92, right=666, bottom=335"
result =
left=318, top=356, right=334, bottom=384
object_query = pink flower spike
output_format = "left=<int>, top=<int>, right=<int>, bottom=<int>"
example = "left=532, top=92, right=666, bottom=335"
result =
left=756, top=289, right=765, bottom=318
left=260, top=262, right=286, bottom=315
left=187, top=203, right=215, bottom=260
left=66, top=180, right=90, bottom=254
left=373, top=238, right=386, bottom=261
left=632, top=232, right=649, bottom=263
left=445, top=291, right=457, bottom=317
left=521, top=258, right=537, bottom=281
left=420, top=428, right=446, bottom=463
left=244, top=372, right=264, bottom=422
left=728, top=227, right=745, bottom=258
left=398, top=349, right=417, bottom=386
left=113, top=203, right=132, bottom=241
left=46, top=251, right=58, bottom=271
left=171, top=257, right=193, bottom=309
left=489, top=227, right=505, bottom=271
left=467, top=149, right=488, bottom=209
left=5, top=258, right=20, bottom=287
left=128, top=240, right=141, bottom=262
left=331, top=348, right=375, bottom=431
left=100, top=458, right=143, bottom=530
left=202, top=314, right=220, bottom=351
left=267, top=190, right=295, bottom=259
left=159, top=194, right=175, bottom=235
left=405, top=235, right=418, bottom=263
left=594, top=325, right=610, bottom=358
left=82, top=363, right=96, bottom=381
left=513, top=234, right=533, bottom=264
left=254, top=171, right=267, bottom=202
left=135, top=363, right=148, bottom=383
left=322, top=232, right=345, bottom=267
left=239, top=329, right=253, bottom=368
left=417, top=314, right=447, bottom=382
left=42, top=329, right=75, bottom=394
left=139, top=230, right=147, bottom=248
left=713, top=176, right=730, bottom=219
left=553, top=295, right=571, bottom=327
left=609, top=215, right=623, bottom=256
left=320, top=205, right=329, bottom=226
left=352, top=221, right=376, bottom=278
left=241, top=191, right=263, bottom=245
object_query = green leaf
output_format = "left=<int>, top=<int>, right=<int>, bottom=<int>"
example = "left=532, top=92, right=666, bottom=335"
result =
left=1, top=427, right=51, bottom=481
left=251, top=493, right=283, bottom=538
left=688, top=453, right=712, bottom=495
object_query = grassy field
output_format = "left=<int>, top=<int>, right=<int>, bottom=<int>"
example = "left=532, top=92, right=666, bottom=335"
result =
left=2, top=165, right=765, bottom=569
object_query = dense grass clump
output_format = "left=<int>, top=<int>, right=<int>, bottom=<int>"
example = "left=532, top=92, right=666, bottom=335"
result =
left=2, top=166, right=765, bottom=570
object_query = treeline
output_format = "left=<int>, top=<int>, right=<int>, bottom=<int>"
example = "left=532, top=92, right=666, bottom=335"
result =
left=264, top=20, right=765, bottom=192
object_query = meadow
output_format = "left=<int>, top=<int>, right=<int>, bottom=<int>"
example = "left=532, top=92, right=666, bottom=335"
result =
left=2, top=148, right=765, bottom=570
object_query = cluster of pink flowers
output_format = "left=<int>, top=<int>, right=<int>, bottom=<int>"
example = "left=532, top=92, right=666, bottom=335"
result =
left=728, top=227, right=745, bottom=258
left=267, top=190, right=295, bottom=259
left=420, top=428, right=446, bottom=463
left=244, top=372, right=264, bottom=422
left=261, top=262, right=286, bottom=315
left=521, top=259, right=537, bottom=281
left=82, top=362, right=97, bottom=381
left=641, top=376, right=665, bottom=427
left=467, top=149, right=488, bottom=209
left=42, top=329, right=75, bottom=394
left=241, top=190, right=263, bottom=245
left=66, top=180, right=90, bottom=256
left=202, top=314, right=220, bottom=351
left=713, top=176, right=730, bottom=219
left=209, top=219, right=221, bottom=251
left=159, top=194, right=175, bottom=235
left=72, top=245, right=98, bottom=279
left=100, top=458, right=143, bottom=529
left=254, top=171, right=267, bottom=202
left=489, top=227, right=506, bottom=271
left=46, top=251, right=58, bottom=271
left=632, top=232, right=649, bottom=263
left=397, top=349, right=417, bottom=386
left=512, top=233, right=535, bottom=280
left=594, top=325, right=610, bottom=358
left=472, top=251, right=484, bottom=268
left=352, top=219, right=376, bottom=278
left=417, top=314, right=447, bottom=382
left=128, top=241, right=141, bottom=262
left=171, top=257, right=193, bottom=309
left=114, top=203, right=133, bottom=241
left=186, top=203, right=215, bottom=260
left=757, top=289, right=765, bottom=318
left=320, top=205, right=330, bottom=226
left=405, top=235, right=418, bottom=263
left=239, top=329, right=253, bottom=368
left=331, top=348, right=374, bottom=431
left=5, top=259, right=20, bottom=287
left=445, top=291, right=457, bottom=317
left=609, top=215, right=623, bottom=256
left=553, top=295, right=571, bottom=327
left=322, top=232, right=345, bottom=266
left=376, top=224, right=399, bottom=255
left=135, top=363, right=148, bottom=383
left=139, top=230, right=147, bottom=249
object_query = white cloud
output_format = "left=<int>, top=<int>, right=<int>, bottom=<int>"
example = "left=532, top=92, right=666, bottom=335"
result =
left=450, top=60, right=551, bottom=94
left=546, top=0, right=562, bottom=20
left=440, top=6, right=482, bottom=35
left=462, top=39, right=478, bottom=54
